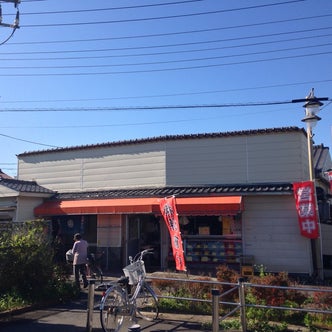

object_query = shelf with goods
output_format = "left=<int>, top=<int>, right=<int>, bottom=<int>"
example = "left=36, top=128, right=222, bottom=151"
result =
left=184, top=236, right=242, bottom=264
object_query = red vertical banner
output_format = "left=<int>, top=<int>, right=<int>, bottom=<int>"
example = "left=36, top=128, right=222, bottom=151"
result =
left=293, top=181, right=319, bottom=239
left=327, top=171, right=332, bottom=192
left=159, top=196, right=186, bottom=272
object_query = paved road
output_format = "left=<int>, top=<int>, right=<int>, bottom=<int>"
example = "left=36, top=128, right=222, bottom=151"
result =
left=0, top=291, right=214, bottom=332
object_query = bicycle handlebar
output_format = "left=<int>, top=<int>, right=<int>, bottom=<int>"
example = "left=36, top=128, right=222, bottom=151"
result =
left=132, top=248, right=154, bottom=262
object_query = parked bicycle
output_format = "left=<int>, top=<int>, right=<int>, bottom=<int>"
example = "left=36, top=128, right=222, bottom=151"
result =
left=87, top=250, right=104, bottom=284
left=99, top=249, right=159, bottom=332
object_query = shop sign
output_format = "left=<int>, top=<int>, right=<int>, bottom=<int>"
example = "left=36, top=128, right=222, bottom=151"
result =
left=293, top=181, right=319, bottom=239
left=327, top=170, right=332, bottom=192
left=159, top=196, right=186, bottom=271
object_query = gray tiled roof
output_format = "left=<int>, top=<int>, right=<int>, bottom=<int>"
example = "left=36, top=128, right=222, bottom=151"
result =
left=0, top=177, right=55, bottom=194
left=52, top=183, right=293, bottom=201
left=314, top=144, right=331, bottom=174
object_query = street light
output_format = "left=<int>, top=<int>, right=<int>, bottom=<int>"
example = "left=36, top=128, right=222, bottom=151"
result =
left=302, top=89, right=326, bottom=279
left=301, top=88, right=322, bottom=181
left=292, top=89, right=328, bottom=279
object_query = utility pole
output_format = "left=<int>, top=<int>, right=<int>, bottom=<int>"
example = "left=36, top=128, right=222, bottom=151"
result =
left=0, top=0, right=20, bottom=29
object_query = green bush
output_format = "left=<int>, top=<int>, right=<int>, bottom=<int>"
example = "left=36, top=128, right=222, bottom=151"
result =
left=152, top=275, right=214, bottom=314
left=0, top=220, right=77, bottom=310
left=304, top=290, right=332, bottom=329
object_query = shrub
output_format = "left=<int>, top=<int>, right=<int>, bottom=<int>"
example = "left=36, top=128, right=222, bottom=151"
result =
left=152, top=274, right=214, bottom=314
left=215, top=264, right=240, bottom=304
left=0, top=220, right=76, bottom=310
left=304, top=290, right=332, bottom=329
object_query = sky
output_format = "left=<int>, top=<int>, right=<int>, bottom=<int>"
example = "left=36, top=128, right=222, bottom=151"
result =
left=0, top=0, right=331, bottom=178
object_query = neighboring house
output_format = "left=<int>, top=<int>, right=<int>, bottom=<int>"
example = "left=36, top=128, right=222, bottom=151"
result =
left=0, top=170, right=54, bottom=227
left=12, top=127, right=332, bottom=277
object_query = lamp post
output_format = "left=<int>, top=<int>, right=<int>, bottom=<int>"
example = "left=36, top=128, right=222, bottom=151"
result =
left=299, top=89, right=326, bottom=279
left=293, top=89, right=328, bottom=279
left=301, top=89, right=322, bottom=182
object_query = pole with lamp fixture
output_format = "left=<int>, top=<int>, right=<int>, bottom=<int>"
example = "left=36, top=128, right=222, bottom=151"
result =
left=292, top=88, right=328, bottom=279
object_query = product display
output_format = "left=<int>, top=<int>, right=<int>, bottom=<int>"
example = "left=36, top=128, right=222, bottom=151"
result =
left=184, top=237, right=242, bottom=264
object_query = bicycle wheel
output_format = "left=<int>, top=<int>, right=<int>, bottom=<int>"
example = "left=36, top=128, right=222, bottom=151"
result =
left=100, top=285, right=126, bottom=332
left=134, top=283, right=159, bottom=321
left=90, top=264, right=104, bottom=284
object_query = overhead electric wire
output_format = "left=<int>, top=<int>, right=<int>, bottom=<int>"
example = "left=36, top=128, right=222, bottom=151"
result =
left=0, top=27, right=17, bottom=46
left=0, top=99, right=314, bottom=113
left=0, top=108, right=294, bottom=129
left=8, top=0, right=206, bottom=16
left=0, top=50, right=331, bottom=76
left=0, top=133, right=60, bottom=148
left=21, top=0, right=307, bottom=28
left=7, top=24, right=332, bottom=46
left=0, top=79, right=331, bottom=104
left=13, top=0, right=304, bottom=16
left=1, top=41, right=331, bottom=70
left=2, top=28, right=332, bottom=60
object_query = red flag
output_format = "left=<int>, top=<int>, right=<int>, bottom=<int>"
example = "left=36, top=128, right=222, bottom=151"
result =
left=159, top=196, right=186, bottom=271
left=327, top=171, right=332, bottom=192
left=293, top=181, right=319, bottom=239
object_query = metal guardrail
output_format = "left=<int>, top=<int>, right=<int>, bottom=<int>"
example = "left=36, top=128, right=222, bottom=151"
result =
left=147, top=275, right=332, bottom=332
left=86, top=275, right=332, bottom=332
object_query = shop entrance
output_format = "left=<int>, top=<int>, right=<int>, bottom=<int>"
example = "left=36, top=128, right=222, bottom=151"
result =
left=127, top=214, right=161, bottom=271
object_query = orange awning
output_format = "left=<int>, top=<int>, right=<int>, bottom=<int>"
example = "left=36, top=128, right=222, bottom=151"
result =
left=34, top=196, right=243, bottom=216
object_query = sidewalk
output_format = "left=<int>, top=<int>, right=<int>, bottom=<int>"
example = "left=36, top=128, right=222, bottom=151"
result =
left=0, top=288, right=218, bottom=332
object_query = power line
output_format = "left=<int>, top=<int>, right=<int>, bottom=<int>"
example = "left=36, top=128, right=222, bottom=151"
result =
left=0, top=79, right=330, bottom=104
left=0, top=108, right=291, bottom=129
left=0, top=50, right=331, bottom=76
left=7, top=24, right=332, bottom=47
left=0, top=100, right=313, bottom=113
left=0, top=79, right=331, bottom=105
left=0, top=133, right=60, bottom=148
left=1, top=41, right=332, bottom=70
left=8, top=0, right=206, bottom=16
left=21, top=0, right=307, bottom=28
left=2, top=28, right=332, bottom=59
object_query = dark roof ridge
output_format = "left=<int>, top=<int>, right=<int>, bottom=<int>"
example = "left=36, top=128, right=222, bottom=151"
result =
left=51, top=182, right=293, bottom=201
left=0, top=177, right=38, bottom=185
left=0, top=177, right=55, bottom=194
left=18, top=126, right=304, bottom=157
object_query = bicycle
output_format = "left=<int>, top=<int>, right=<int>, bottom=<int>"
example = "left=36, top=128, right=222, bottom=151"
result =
left=87, top=250, right=104, bottom=284
left=99, top=249, right=159, bottom=332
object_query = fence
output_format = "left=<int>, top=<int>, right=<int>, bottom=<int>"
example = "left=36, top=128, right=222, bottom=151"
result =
left=147, top=275, right=332, bottom=332
left=86, top=275, right=332, bottom=332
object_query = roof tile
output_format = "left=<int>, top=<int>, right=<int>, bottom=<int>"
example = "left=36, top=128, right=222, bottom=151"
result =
left=51, top=183, right=293, bottom=201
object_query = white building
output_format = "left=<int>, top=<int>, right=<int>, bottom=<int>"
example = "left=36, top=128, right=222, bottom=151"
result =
left=2, top=127, right=331, bottom=277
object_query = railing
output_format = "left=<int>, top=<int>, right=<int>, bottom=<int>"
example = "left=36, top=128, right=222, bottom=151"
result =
left=147, top=275, right=332, bottom=332
left=86, top=275, right=332, bottom=332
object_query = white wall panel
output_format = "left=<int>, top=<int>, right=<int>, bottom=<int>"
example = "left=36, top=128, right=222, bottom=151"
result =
left=18, top=144, right=166, bottom=192
left=321, top=224, right=332, bottom=255
left=16, top=196, right=45, bottom=222
left=243, top=195, right=312, bottom=274
left=17, top=130, right=309, bottom=191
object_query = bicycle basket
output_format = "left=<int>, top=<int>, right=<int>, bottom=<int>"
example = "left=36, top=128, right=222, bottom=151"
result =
left=123, top=260, right=146, bottom=285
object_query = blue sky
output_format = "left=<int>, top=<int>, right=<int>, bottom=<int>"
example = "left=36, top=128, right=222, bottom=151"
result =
left=0, top=0, right=331, bottom=178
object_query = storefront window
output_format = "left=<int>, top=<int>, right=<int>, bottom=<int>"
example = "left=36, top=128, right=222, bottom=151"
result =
left=179, top=215, right=241, bottom=238
left=178, top=214, right=243, bottom=267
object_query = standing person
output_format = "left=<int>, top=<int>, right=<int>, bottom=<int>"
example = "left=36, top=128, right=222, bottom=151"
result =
left=72, top=233, right=89, bottom=289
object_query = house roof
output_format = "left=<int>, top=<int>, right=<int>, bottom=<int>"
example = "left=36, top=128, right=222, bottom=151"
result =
left=314, top=144, right=331, bottom=174
left=0, top=177, right=55, bottom=194
left=0, top=169, right=13, bottom=179
left=51, top=183, right=293, bottom=201
left=17, top=126, right=305, bottom=157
